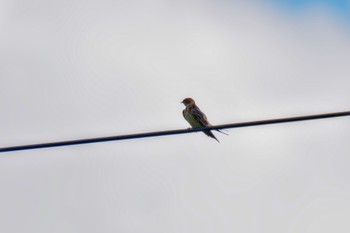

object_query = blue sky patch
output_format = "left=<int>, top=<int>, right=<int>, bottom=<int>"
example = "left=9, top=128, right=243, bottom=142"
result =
left=270, top=0, right=350, bottom=17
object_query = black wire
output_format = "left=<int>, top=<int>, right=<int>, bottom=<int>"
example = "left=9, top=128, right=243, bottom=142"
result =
left=0, top=111, right=349, bottom=153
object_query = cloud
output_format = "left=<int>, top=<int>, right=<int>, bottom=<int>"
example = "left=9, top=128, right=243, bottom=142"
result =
left=0, top=1, right=350, bottom=233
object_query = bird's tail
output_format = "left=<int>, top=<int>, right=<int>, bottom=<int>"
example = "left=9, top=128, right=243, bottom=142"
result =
left=207, top=124, right=228, bottom=136
left=204, top=130, right=220, bottom=143
left=216, top=129, right=228, bottom=135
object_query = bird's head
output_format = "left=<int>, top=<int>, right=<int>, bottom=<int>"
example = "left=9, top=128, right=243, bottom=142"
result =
left=181, top=98, right=195, bottom=106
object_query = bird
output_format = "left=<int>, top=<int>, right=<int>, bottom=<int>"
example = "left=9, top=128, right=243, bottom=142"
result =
left=181, top=97, right=227, bottom=142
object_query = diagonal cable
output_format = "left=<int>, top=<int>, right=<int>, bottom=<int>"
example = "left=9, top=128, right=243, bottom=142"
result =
left=0, top=111, right=349, bottom=153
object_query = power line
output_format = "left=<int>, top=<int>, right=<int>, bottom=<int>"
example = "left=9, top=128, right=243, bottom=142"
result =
left=0, top=111, right=349, bottom=153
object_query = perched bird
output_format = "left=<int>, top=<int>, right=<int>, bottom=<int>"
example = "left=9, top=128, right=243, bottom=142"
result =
left=181, top=97, right=226, bottom=142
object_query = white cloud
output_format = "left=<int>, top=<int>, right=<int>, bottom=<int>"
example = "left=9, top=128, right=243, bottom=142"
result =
left=0, top=1, right=349, bottom=232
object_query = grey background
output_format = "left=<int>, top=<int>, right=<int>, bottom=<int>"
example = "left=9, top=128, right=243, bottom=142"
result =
left=1, top=0, right=350, bottom=232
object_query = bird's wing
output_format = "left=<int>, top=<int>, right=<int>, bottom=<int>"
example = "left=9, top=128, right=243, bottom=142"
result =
left=190, top=105, right=209, bottom=126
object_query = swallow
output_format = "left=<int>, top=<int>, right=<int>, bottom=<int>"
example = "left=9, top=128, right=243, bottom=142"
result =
left=181, top=97, right=227, bottom=142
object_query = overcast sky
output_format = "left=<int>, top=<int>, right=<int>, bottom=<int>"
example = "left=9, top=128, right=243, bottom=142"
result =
left=1, top=0, right=350, bottom=232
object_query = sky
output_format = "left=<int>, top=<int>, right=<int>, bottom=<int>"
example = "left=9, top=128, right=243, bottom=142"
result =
left=1, top=0, right=350, bottom=232
left=274, top=0, right=350, bottom=13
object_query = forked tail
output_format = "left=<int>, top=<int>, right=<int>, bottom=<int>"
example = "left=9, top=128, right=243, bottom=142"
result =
left=204, top=130, right=220, bottom=143
left=216, top=129, right=228, bottom=135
